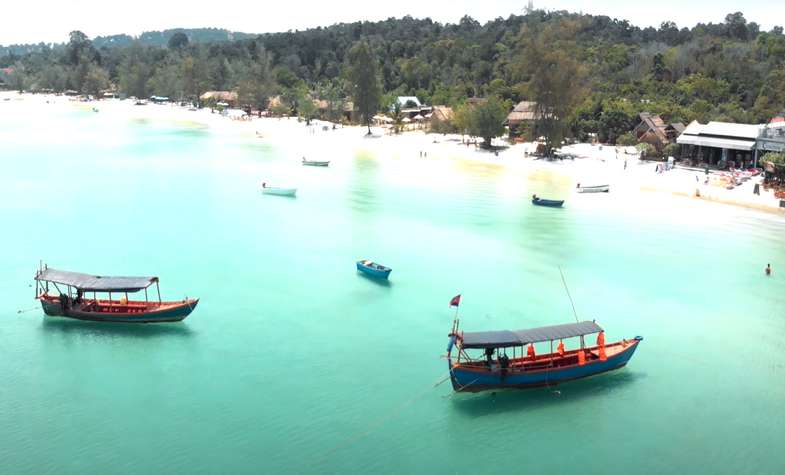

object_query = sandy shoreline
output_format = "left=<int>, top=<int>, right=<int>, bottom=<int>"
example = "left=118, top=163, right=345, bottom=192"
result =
left=3, top=90, right=783, bottom=216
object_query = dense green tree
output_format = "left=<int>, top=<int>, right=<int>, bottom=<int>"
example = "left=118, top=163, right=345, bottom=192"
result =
left=118, top=44, right=152, bottom=98
left=182, top=54, right=209, bottom=103
left=517, top=18, right=587, bottom=153
left=237, top=46, right=274, bottom=110
left=467, top=96, right=508, bottom=148
left=453, top=103, right=472, bottom=142
left=617, top=132, right=637, bottom=146
left=297, top=94, right=317, bottom=124
left=65, top=31, right=95, bottom=66
left=148, top=59, right=184, bottom=99
left=347, top=41, right=381, bottom=134
left=83, top=64, right=110, bottom=97
left=7, top=63, right=28, bottom=91
left=168, top=32, right=189, bottom=50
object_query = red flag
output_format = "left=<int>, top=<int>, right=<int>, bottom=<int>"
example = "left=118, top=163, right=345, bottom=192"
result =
left=449, top=294, right=461, bottom=307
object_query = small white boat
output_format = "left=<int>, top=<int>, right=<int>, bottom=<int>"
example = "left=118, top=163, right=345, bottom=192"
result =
left=302, top=158, right=329, bottom=167
left=576, top=184, right=610, bottom=193
left=261, top=184, right=297, bottom=197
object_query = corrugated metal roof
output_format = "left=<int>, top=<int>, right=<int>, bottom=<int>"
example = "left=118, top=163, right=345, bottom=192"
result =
left=36, top=268, right=158, bottom=292
left=704, top=122, right=763, bottom=139
left=461, top=321, right=604, bottom=349
left=677, top=135, right=756, bottom=151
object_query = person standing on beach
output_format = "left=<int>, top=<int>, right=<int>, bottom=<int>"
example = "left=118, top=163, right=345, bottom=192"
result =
left=765, top=264, right=772, bottom=276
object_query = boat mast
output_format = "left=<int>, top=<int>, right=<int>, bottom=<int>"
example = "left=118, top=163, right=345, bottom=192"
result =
left=156, top=281, right=161, bottom=305
left=558, top=267, right=580, bottom=324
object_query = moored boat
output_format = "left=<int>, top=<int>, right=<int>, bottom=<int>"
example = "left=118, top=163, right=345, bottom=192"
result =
left=261, top=182, right=297, bottom=197
left=576, top=184, right=610, bottom=193
left=532, top=195, right=564, bottom=208
left=447, top=318, right=642, bottom=392
left=34, top=265, right=198, bottom=323
left=302, top=158, right=330, bottom=167
left=356, top=260, right=392, bottom=279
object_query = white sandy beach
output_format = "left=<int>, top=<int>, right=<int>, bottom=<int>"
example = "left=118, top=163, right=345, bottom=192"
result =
left=3, top=90, right=783, bottom=215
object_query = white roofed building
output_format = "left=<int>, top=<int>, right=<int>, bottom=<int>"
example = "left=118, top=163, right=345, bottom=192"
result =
left=677, top=120, right=765, bottom=168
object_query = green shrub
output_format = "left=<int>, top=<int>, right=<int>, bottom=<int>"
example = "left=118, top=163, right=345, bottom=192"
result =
left=663, top=143, right=680, bottom=158
left=616, top=132, right=637, bottom=146
left=636, top=142, right=657, bottom=158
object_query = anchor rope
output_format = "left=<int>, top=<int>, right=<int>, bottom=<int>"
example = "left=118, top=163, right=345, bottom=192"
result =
left=320, top=371, right=451, bottom=462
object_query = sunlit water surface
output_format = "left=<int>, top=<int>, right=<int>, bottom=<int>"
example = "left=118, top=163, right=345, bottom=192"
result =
left=1, top=100, right=784, bottom=473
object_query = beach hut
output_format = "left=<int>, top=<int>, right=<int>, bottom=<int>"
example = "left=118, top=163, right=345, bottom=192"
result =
left=200, top=91, right=238, bottom=107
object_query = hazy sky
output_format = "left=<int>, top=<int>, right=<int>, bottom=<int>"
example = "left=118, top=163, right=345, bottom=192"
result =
left=2, top=0, right=784, bottom=45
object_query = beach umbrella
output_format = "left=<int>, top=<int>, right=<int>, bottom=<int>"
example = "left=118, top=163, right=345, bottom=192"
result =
left=402, top=117, right=412, bottom=123
left=413, top=114, right=424, bottom=121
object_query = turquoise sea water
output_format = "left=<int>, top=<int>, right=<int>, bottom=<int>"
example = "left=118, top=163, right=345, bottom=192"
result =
left=1, top=101, right=785, bottom=474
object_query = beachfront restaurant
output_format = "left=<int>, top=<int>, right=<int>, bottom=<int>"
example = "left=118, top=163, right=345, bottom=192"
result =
left=677, top=121, right=761, bottom=169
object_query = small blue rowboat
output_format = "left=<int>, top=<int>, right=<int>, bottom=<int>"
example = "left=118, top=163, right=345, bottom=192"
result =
left=532, top=196, right=564, bottom=208
left=356, top=260, right=392, bottom=279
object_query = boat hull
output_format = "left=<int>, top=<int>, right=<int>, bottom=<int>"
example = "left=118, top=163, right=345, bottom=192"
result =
left=532, top=199, right=564, bottom=208
left=449, top=338, right=641, bottom=392
left=356, top=261, right=392, bottom=279
left=577, top=185, right=610, bottom=193
left=303, top=161, right=329, bottom=167
left=262, top=188, right=297, bottom=197
left=38, top=296, right=198, bottom=323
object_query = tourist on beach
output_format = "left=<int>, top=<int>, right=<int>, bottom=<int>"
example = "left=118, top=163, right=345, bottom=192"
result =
left=765, top=264, right=772, bottom=276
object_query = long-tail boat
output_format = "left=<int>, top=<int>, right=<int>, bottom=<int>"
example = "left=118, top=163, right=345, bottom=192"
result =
left=447, top=319, right=642, bottom=392
left=34, top=265, right=198, bottom=323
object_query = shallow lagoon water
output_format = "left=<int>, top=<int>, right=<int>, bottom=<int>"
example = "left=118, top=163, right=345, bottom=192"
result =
left=1, top=101, right=784, bottom=473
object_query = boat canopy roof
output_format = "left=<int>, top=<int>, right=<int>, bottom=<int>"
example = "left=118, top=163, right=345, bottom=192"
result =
left=461, top=321, right=603, bottom=349
left=35, top=268, right=158, bottom=292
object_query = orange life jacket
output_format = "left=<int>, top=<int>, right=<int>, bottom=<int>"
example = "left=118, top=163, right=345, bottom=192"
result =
left=557, top=340, right=565, bottom=356
left=527, top=343, right=536, bottom=360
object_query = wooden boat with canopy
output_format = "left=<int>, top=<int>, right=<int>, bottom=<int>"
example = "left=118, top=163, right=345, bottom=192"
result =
left=447, top=319, right=642, bottom=392
left=34, top=265, right=198, bottom=323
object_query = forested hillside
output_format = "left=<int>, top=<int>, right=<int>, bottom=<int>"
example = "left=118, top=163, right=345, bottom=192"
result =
left=0, top=28, right=252, bottom=57
left=3, top=11, right=785, bottom=142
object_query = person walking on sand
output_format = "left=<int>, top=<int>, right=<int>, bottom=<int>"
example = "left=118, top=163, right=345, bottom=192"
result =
left=765, top=264, right=772, bottom=276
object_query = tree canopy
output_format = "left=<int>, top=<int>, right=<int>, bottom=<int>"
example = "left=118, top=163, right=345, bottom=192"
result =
left=347, top=41, right=381, bottom=133
left=2, top=11, right=785, bottom=139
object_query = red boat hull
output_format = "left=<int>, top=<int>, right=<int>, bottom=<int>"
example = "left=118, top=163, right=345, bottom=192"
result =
left=39, top=295, right=198, bottom=323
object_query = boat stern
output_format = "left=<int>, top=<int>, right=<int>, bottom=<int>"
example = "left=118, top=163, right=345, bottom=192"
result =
left=38, top=296, right=64, bottom=316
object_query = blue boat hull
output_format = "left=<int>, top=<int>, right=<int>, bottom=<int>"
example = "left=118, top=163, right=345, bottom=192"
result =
left=356, top=262, right=391, bottom=279
left=449, top=338, right=641, bottom=392
left=532, top=199, right=564, bottom=208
